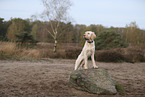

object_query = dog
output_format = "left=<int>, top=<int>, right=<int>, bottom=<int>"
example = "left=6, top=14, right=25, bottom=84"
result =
left=74, top=31, right=98, bottom=70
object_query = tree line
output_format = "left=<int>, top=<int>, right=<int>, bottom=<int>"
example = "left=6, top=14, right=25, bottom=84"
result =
left=0, top=17, right=145, bottom=49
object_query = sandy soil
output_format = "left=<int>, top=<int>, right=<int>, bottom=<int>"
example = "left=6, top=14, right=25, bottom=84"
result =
left=0, top=59, right=145, bottom=97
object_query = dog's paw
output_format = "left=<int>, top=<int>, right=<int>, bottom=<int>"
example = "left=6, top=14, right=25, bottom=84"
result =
left=93, top=66, right=99, bottom=69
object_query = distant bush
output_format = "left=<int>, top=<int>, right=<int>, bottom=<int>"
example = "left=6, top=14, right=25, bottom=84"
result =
left=65, top=47, right=82, bottom=59
left=121, top=47, right=145, bottom=62
left=96, top=50, right=125, bottom=62
left=95, top=47, right=145, bottom=62
left=37, top=43, right=145, bottom=62
left=15, top=31, right=38, bottom=48
left=36, top=43, right=82, bottom=59
left=95, top=30, right=128, bottom=50
left=1, top=42, right=145, bottom=62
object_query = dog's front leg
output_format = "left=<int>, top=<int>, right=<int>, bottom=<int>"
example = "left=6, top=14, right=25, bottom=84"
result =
left=91, top=53, right=98, bottom=68
left=74, top=55, right=83, bottom=70
left=84, top=53, right=88, bottom=69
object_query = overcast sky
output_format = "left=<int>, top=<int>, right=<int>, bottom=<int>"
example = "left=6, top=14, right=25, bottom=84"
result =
left=0, top=0, right=145, bottom=29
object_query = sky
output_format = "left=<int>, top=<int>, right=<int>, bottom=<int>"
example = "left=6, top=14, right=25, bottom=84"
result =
left=0, top=0, right=145, bottom=29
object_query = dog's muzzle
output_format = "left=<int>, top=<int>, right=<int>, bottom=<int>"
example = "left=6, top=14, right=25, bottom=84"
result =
left=83, top=34, right=89, bottom=40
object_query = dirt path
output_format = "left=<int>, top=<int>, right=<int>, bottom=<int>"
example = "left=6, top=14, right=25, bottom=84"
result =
left=0, top=59, right=145, bottom=97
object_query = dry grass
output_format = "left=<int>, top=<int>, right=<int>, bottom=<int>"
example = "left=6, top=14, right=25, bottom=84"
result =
left=0, top=42, right=145, bottom=62
left=0, top=42, right=41, bottom=60
left=0, top=42, right=17, bottom=59
left=0, top=42, right=16, bottom=53
left=20, top=49, right=40, bottom=59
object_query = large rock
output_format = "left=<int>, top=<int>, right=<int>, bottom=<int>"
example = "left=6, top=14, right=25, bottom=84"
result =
left=69, top=68, right=117, bottom=95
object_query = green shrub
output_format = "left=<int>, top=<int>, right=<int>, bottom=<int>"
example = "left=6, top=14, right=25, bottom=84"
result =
left=15, top=31, right=38, bottom=48
left=95, top=30, right=128, bottom=50
left=115, top=82, right=126, bottom=96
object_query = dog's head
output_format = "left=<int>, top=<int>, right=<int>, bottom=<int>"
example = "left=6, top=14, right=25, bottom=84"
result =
left=83, top=31, right=96, bottom=41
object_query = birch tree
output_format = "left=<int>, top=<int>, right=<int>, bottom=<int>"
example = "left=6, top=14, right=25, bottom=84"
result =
left=40, top=0, right=72, bottom=53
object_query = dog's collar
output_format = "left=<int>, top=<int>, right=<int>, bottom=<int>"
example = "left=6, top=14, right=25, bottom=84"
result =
left=87, top=40, right=94, bottom=43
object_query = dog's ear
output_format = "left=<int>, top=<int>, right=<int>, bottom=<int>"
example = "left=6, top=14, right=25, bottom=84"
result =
left=91, top=32, right=96, bottom=40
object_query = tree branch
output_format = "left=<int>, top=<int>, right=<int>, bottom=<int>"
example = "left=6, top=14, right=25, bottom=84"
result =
left=42, top=22, right=55, bottom=39
left=49, top=21, right=56, bottom=34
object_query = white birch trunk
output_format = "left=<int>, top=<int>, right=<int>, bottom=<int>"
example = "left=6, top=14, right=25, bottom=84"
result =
left=54, top=39, right=57, bottom=53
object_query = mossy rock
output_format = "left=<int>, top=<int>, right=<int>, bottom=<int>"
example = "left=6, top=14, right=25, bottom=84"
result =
left=69, top=68, right=117, bottom=95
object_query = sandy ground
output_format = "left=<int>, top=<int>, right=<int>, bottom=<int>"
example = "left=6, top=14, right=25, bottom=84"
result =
left=0, top=59, right=145, bottom=97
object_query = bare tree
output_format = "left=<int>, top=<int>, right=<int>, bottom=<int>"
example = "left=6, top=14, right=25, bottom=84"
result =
left=39, top=0, right=72, bottom=53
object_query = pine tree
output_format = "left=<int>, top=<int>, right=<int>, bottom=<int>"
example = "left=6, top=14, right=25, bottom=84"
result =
left=95, top=30, right=128, bottom=50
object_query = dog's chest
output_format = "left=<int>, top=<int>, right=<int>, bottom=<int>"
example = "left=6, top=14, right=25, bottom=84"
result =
left=82, top=41, right=95, bottom=57
left=86, top=45, right=94, bottom=56
left=86, top=49, right=93, bottom=56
